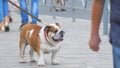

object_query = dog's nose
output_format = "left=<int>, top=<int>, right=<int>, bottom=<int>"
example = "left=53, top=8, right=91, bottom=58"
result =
left=60, top=30, right=65, bottom=34
left=60, top=30, right=65, bottom=37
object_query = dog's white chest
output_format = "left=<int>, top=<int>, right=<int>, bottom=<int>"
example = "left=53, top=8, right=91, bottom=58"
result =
left=41, top=43, right=60, bottom=54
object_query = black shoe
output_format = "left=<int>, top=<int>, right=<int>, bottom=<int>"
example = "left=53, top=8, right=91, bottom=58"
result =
left=5, top=25, right=10, bottom=32
left=55, top=9, right=59, bottom=12
left=61, top=8, right=66, bottom=11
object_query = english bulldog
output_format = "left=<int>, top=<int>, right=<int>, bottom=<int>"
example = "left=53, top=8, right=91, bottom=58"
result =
left=19, top=23, right=65, bottom=66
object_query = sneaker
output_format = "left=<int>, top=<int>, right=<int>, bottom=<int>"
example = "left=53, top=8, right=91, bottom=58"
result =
left=5, top=25, right=10, bottom=32
left=4, top=16, right=10, bottom=32
left=61, top=8, right=66, bottom=11
left=4, top=21, right=10, bottom=32
left=53, top=6, right=60, bottom=12
left=55, top=9, right=59, bottom=12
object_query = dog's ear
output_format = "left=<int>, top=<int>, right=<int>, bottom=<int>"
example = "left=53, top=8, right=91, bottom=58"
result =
left=44, top=25, right=55, bottom=32
left=44, top=25, right=51, bottom=31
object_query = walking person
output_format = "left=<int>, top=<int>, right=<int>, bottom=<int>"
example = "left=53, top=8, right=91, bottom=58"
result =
left=89, top=0, right=120, bottom=68
left=54, top=0, right=66, bottom=12
left=0, top=0, right=10, bottom=32
left=19, top=0, right=39, bottom=29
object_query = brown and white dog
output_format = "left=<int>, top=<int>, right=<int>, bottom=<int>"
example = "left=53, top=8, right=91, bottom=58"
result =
left=19, top=23, right=65, bottom=66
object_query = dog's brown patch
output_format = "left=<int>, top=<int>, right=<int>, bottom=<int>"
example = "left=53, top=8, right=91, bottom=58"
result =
left=19, top=24, right=42, bottom=55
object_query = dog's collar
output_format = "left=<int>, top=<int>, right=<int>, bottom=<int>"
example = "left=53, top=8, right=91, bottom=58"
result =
left=44, top=31, right=47, bottom=41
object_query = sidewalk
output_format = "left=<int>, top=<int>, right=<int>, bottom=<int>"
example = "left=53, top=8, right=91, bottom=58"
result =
left=0, top=12, right=112, bottom=68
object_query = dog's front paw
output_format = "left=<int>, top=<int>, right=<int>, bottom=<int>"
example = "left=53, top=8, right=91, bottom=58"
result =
left=52, top=60, right=59, bottom=65
left=37, top=62, right=46, bottom=66
left=19, top=58, right=26, bottom=63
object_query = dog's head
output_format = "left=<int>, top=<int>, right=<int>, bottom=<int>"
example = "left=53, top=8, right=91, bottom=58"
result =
left=44, top=23, right=65, bottom=45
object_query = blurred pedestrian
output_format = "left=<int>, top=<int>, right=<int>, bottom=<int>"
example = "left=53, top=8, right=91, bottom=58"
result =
left=0, top=0, right=10, bottom=32
left=54, top=0, right=66, bottom=12
left=89, top=0, right=120, bottom=68
left=19, top=0, right=39, bottom=29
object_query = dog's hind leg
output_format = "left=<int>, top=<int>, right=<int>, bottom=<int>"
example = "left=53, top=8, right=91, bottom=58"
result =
left=19, top=40, right=27, bottom=63
left=29, top=48, right=36, bottom=62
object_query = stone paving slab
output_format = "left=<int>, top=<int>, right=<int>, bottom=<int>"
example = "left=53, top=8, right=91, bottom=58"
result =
left=0, top=12, right=112, bottom=68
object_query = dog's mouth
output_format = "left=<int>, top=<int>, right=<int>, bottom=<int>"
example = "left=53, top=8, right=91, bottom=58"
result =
left=52, top=30, right=65, bottom=42
left=52, top=36, right=64, bottom=42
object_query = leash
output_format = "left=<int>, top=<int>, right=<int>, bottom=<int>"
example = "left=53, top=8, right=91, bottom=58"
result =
left=8, top=0, right=43, bottom=23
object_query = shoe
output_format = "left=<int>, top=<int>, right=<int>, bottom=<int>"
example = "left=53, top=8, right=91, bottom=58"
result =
left=5, top=25, right=10, bottom=32
left=55, top=9, right=59, bottom=12
left=53, top=6, right=60, bottom=12
left=4, top=21, right=10, bottom=32
left=19, top=23, right=27, bottom=30
left=4, top=16, right=10, bottom=32
left=61, top=8, right=66, bottom=11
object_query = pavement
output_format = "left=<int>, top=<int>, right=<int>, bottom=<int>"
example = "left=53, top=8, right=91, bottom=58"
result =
left=0, top=11, right=113, bottom=68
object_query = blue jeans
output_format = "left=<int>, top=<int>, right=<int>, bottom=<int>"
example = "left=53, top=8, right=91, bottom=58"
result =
left=113, top=45, right=120, bottom=68
left=20, top=0, right=39, bottom=24
left=0, top=0, right=9, bottom=21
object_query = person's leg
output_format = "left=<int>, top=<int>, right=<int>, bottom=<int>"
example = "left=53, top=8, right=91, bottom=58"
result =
left=0, top=0, right=4, bottom=21
left=31, top=0, right=39, bottom=24
left=0, top=0, right=5, bottom=31
left=54, top=0, right=61, bottom=11
left=3, top=0, right=10, bottom=31
left=112, top=45, right=120, bottom=68
left=60, top=0, right=66, bottom=11
left=20, top=0, right=28, bottom=24
left=3, top=0, right=9, bottom=17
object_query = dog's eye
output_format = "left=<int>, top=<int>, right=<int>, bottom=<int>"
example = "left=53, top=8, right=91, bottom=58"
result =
left=54, top=29, right=58, bottom=33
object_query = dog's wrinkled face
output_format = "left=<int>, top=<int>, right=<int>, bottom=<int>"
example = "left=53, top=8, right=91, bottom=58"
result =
left=44, top=23, right=65, bottom=44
